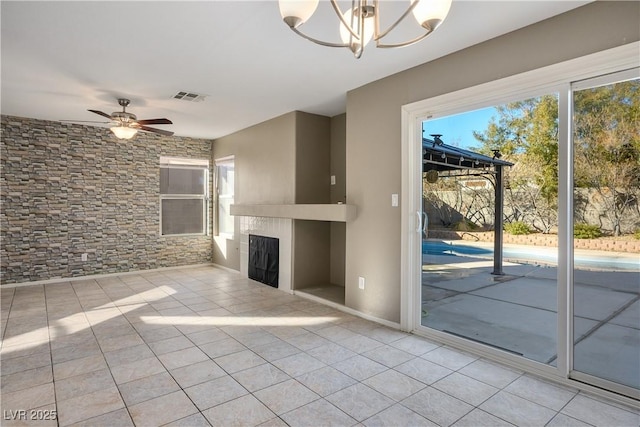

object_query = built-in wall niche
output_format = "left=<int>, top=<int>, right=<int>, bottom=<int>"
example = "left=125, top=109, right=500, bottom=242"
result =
left=293, top=219, right=345, bottom=305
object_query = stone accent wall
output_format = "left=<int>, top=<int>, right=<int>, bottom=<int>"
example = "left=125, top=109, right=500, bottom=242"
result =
left=1, top=115, right=213, bottom=284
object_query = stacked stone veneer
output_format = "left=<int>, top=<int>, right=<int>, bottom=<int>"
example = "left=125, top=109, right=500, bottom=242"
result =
left=1, top=115, right=213, bottom=284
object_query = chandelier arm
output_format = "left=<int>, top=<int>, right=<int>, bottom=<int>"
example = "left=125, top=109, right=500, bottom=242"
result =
left=358, top=0, right=364, bottom=45
left=330, top=0, right=362, bottom=41
left=374, top=0, right=420, bottom=41
left=375, top=29, right=433, bottom=49
left=374, top=0, right=380, bottom=42
left=289, top=25, right=350, bottom=48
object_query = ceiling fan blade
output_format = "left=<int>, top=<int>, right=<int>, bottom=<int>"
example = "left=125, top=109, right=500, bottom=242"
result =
left=60, top=120, right=110, bottom=124
left=88, top=109, right=113, bottom=119
left=136, top=118, right=173, bottom=125
left=138, top=125, right=174, bottom=137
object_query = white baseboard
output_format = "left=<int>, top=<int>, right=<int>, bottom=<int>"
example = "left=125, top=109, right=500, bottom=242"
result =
left=293, top=290, right=401, bottom=330
left=211, top=263, right=241, bottom=275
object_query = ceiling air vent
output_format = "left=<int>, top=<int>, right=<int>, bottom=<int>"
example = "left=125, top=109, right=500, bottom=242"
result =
left=173, top=91, right=206, bottom=102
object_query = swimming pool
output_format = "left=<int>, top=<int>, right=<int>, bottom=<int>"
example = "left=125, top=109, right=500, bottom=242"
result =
left=423, top=240, right=640, bottom=271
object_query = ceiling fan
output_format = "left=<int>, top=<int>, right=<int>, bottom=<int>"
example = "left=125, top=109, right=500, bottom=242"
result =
left=82, top=98, right=174, bottom=139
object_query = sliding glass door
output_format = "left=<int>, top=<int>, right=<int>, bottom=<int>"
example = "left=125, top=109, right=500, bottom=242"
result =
left=571, top=71, right=640, bottom=394
left=402, top=48, right=639, bottom=399
left=420, top=94, right=560, bottom=366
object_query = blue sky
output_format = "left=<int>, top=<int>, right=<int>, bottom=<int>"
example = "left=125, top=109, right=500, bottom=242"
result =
left=422, top=106, right=497, bottom=149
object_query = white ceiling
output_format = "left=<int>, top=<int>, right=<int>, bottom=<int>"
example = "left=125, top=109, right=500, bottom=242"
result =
left=1, top=1, right=590, bottom=140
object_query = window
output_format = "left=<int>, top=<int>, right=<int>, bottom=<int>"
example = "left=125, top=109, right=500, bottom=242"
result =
left=215, top=157, right=234, bottom=236
left=160, top=157, right=209, bottom=236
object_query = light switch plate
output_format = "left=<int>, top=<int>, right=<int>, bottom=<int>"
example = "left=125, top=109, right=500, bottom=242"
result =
left=358, top=276, right=365, bottom=290
left=331, top=175, right=336, bottom=185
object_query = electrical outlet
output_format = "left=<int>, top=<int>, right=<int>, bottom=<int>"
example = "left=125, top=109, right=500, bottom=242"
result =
left=358, top=276, right=365, bottom=290
left=391, top=193, right=399, bottom=207
left=81, top=253, right=88, bottom=262
left=331, top=175, right=336, bottom=185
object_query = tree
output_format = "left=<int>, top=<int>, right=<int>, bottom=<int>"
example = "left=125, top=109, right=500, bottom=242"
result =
left=426, top=79, right=639, bottom=236
left=472, top=95, right=559, bottom=233
left=573, top=79, right=640, bottom=236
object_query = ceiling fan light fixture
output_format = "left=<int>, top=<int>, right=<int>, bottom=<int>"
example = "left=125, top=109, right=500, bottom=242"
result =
left=110, top=125, right=138, bottom=140
left=87, top=99, right=173, bottom=138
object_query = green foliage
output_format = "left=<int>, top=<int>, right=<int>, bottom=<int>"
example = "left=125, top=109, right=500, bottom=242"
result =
left=573, top=80, right=640, bottom=236
left=574, top=223, right=602, bottom=239
left=634, top=228, right=640, bottom=240
left=504, top=221, right=531, bottom=235
left=472, top=95, right=559, bottom=204
left=471, top=80, right=640, bottom=236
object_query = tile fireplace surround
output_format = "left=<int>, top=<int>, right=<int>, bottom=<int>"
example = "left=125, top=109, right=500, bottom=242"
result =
left=239, top=216, right=292, bottom=293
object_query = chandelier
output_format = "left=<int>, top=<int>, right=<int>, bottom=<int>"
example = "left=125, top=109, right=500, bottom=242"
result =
left=278, top=0, right=453, bottom=59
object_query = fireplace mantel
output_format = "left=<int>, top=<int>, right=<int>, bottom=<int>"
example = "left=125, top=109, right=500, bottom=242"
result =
left=230, top=204, right=356, bottom=222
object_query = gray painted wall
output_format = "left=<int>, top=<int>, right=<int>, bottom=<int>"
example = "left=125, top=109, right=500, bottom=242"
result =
left=330, top=114, right=347, bottom=205
left=212, top=110, right=347, bottom=289
left=1, top=116, right=213, bottom=284
left=330, top=114, right=346, bottom=287
left=292, top=112, right=333, bottom=289
left=211, top=112, right=297, bottom=271
left=295, top=112, right=331, bottom=204
left=216, top=112, right=297, bottom=206
left=344, top=1, right=640, bottom=322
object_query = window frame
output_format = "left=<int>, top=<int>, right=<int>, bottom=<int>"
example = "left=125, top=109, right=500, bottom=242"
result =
left=215, top=156, right=235, bottom=238
left=159, top=156, right=210, bottom=237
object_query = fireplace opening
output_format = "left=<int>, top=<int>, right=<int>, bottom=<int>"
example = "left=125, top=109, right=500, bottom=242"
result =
left=248, top=234, right=279, bottom=288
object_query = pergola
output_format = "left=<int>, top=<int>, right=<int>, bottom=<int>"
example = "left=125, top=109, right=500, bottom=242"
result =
left=422, top=135, right=513, bottom=275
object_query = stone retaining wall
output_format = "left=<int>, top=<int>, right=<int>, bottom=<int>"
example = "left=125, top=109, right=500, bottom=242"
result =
left=428, top=230, right=640, bottom=253
left=1, top=115, right=214, bottom=284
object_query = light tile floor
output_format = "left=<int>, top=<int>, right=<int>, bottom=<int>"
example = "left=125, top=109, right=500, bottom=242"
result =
left=1, top=266, right=638, bottom=427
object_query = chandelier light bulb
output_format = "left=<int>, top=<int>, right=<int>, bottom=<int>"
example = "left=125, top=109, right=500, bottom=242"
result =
left=412, top=0, right=453, bottom=31
left=279, top=0, right=319, bottom=28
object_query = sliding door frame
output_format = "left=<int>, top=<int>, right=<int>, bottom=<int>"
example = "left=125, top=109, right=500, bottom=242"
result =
left=400, top=42, right=639, bottom=404
left=568, top=67, right=640, bottom=399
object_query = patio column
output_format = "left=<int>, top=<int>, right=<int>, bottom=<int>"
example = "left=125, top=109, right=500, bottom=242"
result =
left=492, top=165, right=504, bottom=275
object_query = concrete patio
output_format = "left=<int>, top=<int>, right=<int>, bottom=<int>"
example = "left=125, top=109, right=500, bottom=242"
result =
left=421, top=248, right=640, bottom=390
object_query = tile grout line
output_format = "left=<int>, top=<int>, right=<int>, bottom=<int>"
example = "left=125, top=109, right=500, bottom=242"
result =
left=10, top=267, right=637, bottom=427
